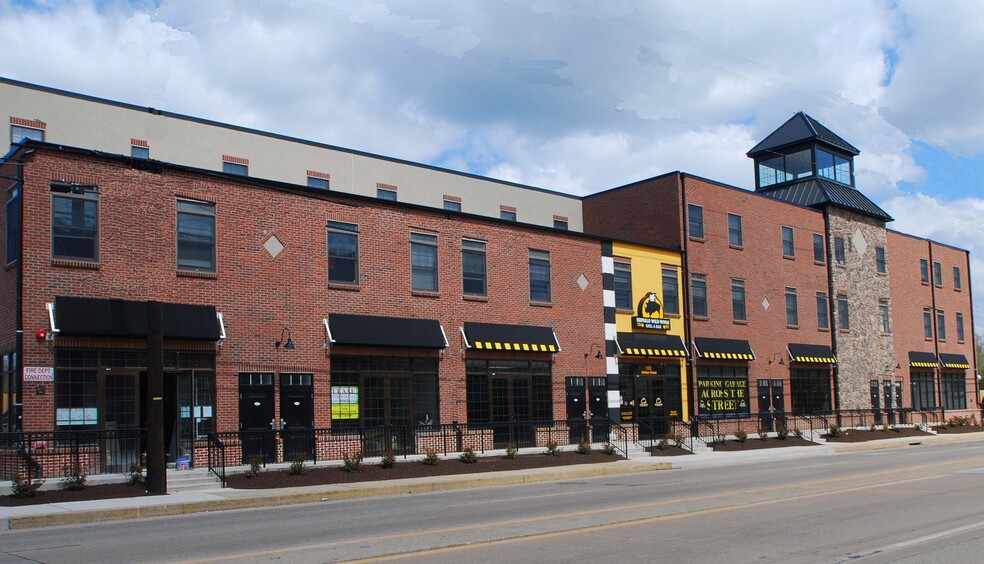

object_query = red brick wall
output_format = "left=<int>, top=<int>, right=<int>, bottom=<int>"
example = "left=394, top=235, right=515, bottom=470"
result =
left=583, top=173, right=683, bottom=249
left=15, top=148, right=606, bottom=432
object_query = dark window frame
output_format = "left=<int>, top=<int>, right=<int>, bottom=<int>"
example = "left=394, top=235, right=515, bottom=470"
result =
left=10, top=124, right=44, bottom=144
left=875, top=247, right=887, bottom=274
left=953, top=266, right=962, bottom=290
left=327, top=221, right=359, bottom=285
left=816, top=292, right=829, bottom=330
left=936, top=309, right=946, bottom=340
left=728, top=213, right=743, bottom=247
left=662, top=266, right=679, bottom=315
left=933, top=261, right=943, bottom=287
left=923, top=308, right=933, bottom=339
left=51, top=190, right=99, bottom=262
left=956, top=312, right=965, bottom=342
left=307, top=176, right=330, bottom=190
left=837, top=294, right=849, bottom=330
left=613, top=260, right=633, bottom=311
left=731, top=278, right=746, bottom=323
left=785, top=287, right=798, bottom=327
left=6, top=185, right=20, bottom=264
left=222, top=161, right=248, bottom=176
left=813, top=233, right=825, bottom=263
left=529, top=249, right=551, bottom=303
left=691, top=273, right=708, bottom=319
left=176, top=199, right=216, bottom=272
left=377, top=188, right=397, bottom=201
left=411, top=232, right=439, bottom=292
left=461, top=238, right=487, bottom=297
left=781, top=226, right=795, bottom=258
left=878, top=299, right=891, bottom=334
left=941, top=373, right=967, bottom=410
left=834, top=237, right=846, bottom=265
left=688, top=204, right=704, bottom=239
left=920, top=258, right=929, bottom=284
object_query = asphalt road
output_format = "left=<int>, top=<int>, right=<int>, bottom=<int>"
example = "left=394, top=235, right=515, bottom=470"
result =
left=2, top=440, right=984, bottom=563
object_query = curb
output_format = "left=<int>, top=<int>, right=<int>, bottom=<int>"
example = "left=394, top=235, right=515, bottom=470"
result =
left=2, top=460, right=671, bottom=530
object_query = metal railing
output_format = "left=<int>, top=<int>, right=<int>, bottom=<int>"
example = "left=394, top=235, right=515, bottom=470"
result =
left=1, top=428, right=145, bottom=481
left=606, top=421, right=630, bottom=457
left=206, top=432, right=226, bottom=486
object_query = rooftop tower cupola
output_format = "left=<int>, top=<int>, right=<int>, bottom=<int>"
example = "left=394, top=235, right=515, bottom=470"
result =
left=747, top=112, right=891, bottom=222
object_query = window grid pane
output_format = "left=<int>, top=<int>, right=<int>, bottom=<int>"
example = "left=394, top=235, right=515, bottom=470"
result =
left=782, top=226, right=794, bottom=257
left=529, top=250, right=551, bottom=302
left=613, top=261, right=632, bottom=310
left=462, top=240, right=487, bottom=296
left=728, top=214, right=742, bottom=246
left=691, top=274, right=707, bottom=318
left=731, top=279, right=746, bottom=322
left=411, top=234, right=438, bottom=292
left=177, top=201, right=215, bottom=271
left=816, top=293, right=829, bottom=330
left=785, top=287, right=798, bottom=326
left=52, top=195, right=98, bottom=261
left=662, top=267, right=679, bottom=315
left=688, top=204, right=704, bottom=238
left=813, top=234, right=825, bottom=263
left=328, top=223, right=359, bottom=284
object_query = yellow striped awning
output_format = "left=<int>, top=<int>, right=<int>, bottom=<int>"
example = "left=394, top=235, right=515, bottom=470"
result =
left=472, top=341, right=557, bottom=352
left=616, top=333, right=688, bottom=358
left=463, top=322, right=559, bottom=353
left=940, top=353, right=971, bottom=369
left=787, top=343, right=836, bottom=364
left=908, top=351, right=939, bottom=369
left=694, top=338, right=755, bottom=361
left=910, top=361, right=939, bottom=368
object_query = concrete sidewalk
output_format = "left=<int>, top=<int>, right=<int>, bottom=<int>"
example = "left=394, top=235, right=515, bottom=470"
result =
left=3, top=431, right=981, bottom=531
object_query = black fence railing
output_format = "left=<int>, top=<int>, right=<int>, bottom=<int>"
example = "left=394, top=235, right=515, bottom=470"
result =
left=607, top=421, right=630, bottom=458
left=0, top=429, right=145, bottom=481
left=690, top=408, right=942, bottom=443
left=206, top=432, right=226, bottom=486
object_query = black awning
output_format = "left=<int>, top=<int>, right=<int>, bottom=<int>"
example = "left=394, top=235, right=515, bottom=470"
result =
left=694, top=337, right=754, bottom=361
left=54, top=296, right=221, bottom=340
left=908, top=351, right=939, bottom=368
left=787, top=343, right=836, bottom=364
left=463, top=322, right=558, bottom=353
left=328, top=314, right=446, bottom=349
left=939, top=353, right=971, bottom=369
left=616, top=333, right=687, bottom=358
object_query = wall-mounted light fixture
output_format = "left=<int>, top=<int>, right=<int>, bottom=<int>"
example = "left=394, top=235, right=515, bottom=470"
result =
left=767, top=352, right=786, bottom=366
left=275, top=328, right=295, bottom=351
left=584, top=344, right=604, bottom=360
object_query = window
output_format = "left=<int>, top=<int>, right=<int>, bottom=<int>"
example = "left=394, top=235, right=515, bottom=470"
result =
left=377, top=188, right=397, bottom=201
left=10, top=124, right=44, bottom=144
left=936, top=309, right=946, bottom=340
left=529, top=249, right=551, bottom=302
left=411, top=232, right=438, bottom=292
left=923, top=308, right=933, bottom=339
left=6, top=186, right=19, bottom=264
left=728, top=213, right=743, bottom=247
left=911, top=372, right=936, bottom=410
left=781, top=226, right=795, bottom=257
left=688, top=204, right=704, bottom=239
left=941, top=373, right=967, bottom=410
left=131, top=145, right=150, bottom=159
left=691, top=274, right=708, bottom=318
left=662, top=266, right=679, bottom=315
left=731, top=279, right=746, bottom=322
left=500, top=209, right=517, bottom=221
left=813, top=233, right=825, bottom=263
left=874, top=247, right=887, bottom=274
left=816, top=292, right=829, bottom=330
left=834, top=237, right=845, bottom=265
left=878, top=299, right=891, bottom=334
left=332, top=357, right=440, bottom=429
left=933, top=261, right=943, bottom=287
left=553, top=219, right=568, bottom=230
left=176, top=200, right=216, bottom=271
left=55, top=367, right=98, bottom=430
left=466, top=360, right=552, bottom=424
left=222, top=161, right=247, bottom=176
left=461, top=239, right=487, bottom=297
left=953, top=266, right=962, bottom=290
left=785, top=287, right=798, bottom=327
left=837, top=294, right=849, bottom=330
left=51, top=188, right=98, bottom=261
left=920, top=258, right=929, bottom=283
left=307, top=176, right=330, bottom=190
left=791, top=368, right=832, bottom=414
left=613, top=260, right=632, bottom=310
left=956, top=312, right=965, bottom=342
left=816, top=149, right=852, bottom=185
left=443, top=199, right=461, bottom=212
left=327, top=221, right=359, bottom=284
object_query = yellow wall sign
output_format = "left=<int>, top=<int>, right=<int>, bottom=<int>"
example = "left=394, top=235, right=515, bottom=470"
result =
left=633, top=291, right=670, bottom=331
left=331, top=386, right=359, bottom=420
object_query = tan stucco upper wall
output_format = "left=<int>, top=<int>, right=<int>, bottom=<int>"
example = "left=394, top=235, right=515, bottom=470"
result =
left=2, top=81, right=583, bottom=230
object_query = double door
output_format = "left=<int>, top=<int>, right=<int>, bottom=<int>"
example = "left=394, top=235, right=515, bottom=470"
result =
left=491, top=375, right=533, bottom=448
left=565, top=377, right=609, bottom=443
left=757, top=379, right=785, bottom=432
left=362, top=375, right=414, bottom=455
left=238, top=373, right=314, bottom=463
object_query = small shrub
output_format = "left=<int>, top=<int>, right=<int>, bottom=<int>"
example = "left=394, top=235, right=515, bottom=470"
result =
left=870, top=423, right=878, bottom=432
left=342, top=451, right=363, bottom=472
left=735, top=430, right=748, bottom=443
left=757, top=428, right=769, bottom=441
left=423, top=449, right=439, bottom=466
left=460, top=447, right=478, bottom=463
left=947, top=415, right=972, bottom=428
left=828, top=425, right=842, bottom=437
left=62, top=464, right=88, bottom=490
left=656, top=437, right=669, bottom=451
left=288, top=455, right=306, bottom=476
left=127, top=462, right=144, bottom=486
left=776, top=426, right=789, bottom=440
left=380, top=451, right=396, bottom=469
left=504, top=443, right=519, bottom=459
left=244, top=456, right=263, bottom=479
left=577, top=439, right=591, bottom=454
left=544, top=440, right=559, bottom=456
left=11, top=474, right=45, bottom=498
left=671, top=433, right=685, bottom=448
left=713, top=434, right=726, bottom=445
left=882, top=423, right=890, bottom=432
left=601, top=442, right=616, bottom=456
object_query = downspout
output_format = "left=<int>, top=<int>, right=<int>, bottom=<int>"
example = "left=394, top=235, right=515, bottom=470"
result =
left=823, top=209, right=840, bottom=411
left=13, top=149, right=29, bottom=432
left=929, top=241, right=942, bottom=412
left=680, top=174, right=695, bottom=420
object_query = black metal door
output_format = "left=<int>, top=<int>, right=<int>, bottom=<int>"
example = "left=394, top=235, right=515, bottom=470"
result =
left=362, top=375, right=413, bottom=455
left=491, top=376, right=532, bottom=448
left=870, top=380, right=882, bottom=425
left=588, top=377, right=609, bottom=443
left=565, top=377, right=587, bottom=443
left=757, top=379, right=784, bottom=432
left=281, top=375, right=314, bottom=462
left=239, top=382, right=275, bottom=464
left=883, top=381, right=895, bottom=425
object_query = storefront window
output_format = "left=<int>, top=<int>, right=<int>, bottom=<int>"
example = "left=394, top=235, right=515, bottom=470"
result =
left=696, top=365, right=749, bottom=418
left=330, top=356, right=440, bottom=428
left=790, top=368, right=831, bottom=414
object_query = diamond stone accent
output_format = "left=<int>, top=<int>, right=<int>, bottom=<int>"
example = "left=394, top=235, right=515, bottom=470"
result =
left=852, top=228, right=867, bottom=257
left=264, top=235, right=285, bottom=258
left=762, top=297, right=770, bottom=311
left=577, top=274, right=589, bottom=291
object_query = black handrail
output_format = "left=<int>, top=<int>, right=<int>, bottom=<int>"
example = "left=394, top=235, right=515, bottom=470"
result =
left=606, top=420, right=630, bottom=458
left=206, top=433, right=227, bottom=487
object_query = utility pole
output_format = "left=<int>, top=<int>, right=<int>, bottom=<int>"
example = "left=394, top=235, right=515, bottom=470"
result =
left=145, top=300, right=166, bottom=494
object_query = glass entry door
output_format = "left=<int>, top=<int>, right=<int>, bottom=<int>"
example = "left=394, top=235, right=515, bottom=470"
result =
left=491, top=375, right=533, bottom=448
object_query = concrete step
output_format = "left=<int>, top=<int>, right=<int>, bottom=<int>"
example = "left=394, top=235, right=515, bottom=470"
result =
left=165, top=469, right=223, bottom=492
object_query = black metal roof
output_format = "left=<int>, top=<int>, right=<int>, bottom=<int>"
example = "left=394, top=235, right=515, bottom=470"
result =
left=759, top=178, right=893, bottom=222
left=748, top=112, right=860, bottom=157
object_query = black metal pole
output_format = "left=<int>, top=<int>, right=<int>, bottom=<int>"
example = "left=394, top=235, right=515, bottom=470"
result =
left=145, top=301, right=166, bottom=494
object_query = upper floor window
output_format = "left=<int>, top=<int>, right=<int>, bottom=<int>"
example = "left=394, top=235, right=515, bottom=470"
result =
left=731, top=279, right=746, bottom=323
left=500, top=207, right=517, bottom=221
left=936, top=309, right=946, bottom=340
left=6, top=186, right=20, bottom=264
left=878, top=299, right=891, bottom=334
left=816, top=149, right=852, bottom=185
left=781, top=226, right=795, bottom=257
left=834, top=237, right=846, bottom=265
left=553, top=217, right=569, bottom=231
left=813, top=233, right=825, bottom=263
left=307, top=176, right=330, bottom=190
left=443, top=198, right=461, bottom=212
left=662, top=266, right=679, bottom=315
left=131, top=143, right=150, bottom=160
left=920, top=258, right=929, bottom=284
left=923, top=307, right=933, bottom=339
left=176, top=199, right=215, bottom=271
left=816, top=292, right=829, bottom=330
left=222, top=156, right=248, bottom=176
left=691, top=274, right=708, bottom=318
left=461, top=239, right=487, bottom=297
left=529, top=249, right=551, bottom=303
left=785, top=287, right=799, bottom=327
left=377, top=187, right=397, bottom=201
left=327, top=221, right=359, bottom=284
left=688, top=204, right=704, bottom=239
left=875, top=247, right=887, bottom=274
left=10, top=124, right=44, bottom=145
left=757, top=149, right=811, bottom=188
left=837, top=294, right=849, bottom=330
left=953, top=266, right=962, bottom=290
left=411, top=232, right=438, bottom=292
left=51, top=184, right=99, bottom=262
left=956, top=312, right=965, bottom=342
left=728, top=213, right=743, bottom=247
left=933, top=261, right=943, bottom=287
left=613, top=260, right=632, bottom=310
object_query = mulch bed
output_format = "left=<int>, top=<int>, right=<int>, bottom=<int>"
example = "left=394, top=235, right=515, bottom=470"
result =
left=226, top=451, right=623, bottom=490
left=710, top=436, right=817, bottom=451
left=647, top=446, right=694, bottom=456
left=824, top=427, right=933, bottom=442
left=933, top=425, right=984, bottom=434
left=0, top=482, right=150, bottom=507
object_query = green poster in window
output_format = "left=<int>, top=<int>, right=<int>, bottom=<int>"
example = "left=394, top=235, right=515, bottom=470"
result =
left=331, top=385, right=359, bottom=420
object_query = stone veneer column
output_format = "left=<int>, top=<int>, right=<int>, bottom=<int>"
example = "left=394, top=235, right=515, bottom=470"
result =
left=828, top=209, right=895, bottom=409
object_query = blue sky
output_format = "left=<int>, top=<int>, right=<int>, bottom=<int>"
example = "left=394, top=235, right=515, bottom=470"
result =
left=0, top=0, right=982, bottom=336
